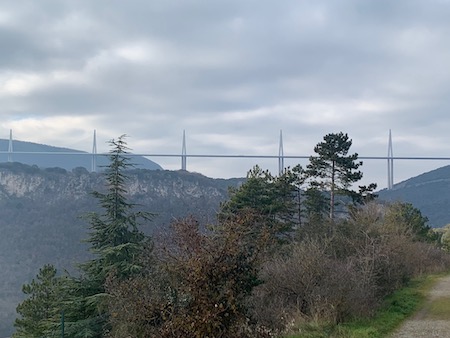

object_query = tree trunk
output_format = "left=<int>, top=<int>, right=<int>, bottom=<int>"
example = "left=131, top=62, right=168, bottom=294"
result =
left=330, top=160, right=335, bottom=220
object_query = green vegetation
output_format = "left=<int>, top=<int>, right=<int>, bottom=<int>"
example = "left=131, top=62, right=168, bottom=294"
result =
left=284, top=274, right=444, bottom=338
left=427, top=297, right=450, bottom=319
left=220, top=165, right=299, bottom=241
left=378, top=165, right=450, bottom=227
left=0, top=162, right=240, bottom=336
left=66, top=135, right=153, bottom=336
left=307, top=132, right=364, bottom=220
left=12, top=132, right=450, bottom=337
left=14, top=265, right=65, bottom=337
left=14, top=135, right=154, bottom=337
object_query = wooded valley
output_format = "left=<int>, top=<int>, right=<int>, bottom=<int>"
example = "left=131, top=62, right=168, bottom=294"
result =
left=8, top=133, right=450, bottom=338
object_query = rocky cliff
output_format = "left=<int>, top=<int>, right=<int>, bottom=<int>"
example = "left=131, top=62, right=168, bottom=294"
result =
left=0, top=162, right=242, bottom=337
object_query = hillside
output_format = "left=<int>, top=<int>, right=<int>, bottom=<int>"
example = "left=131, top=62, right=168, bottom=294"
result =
left=0, top=163, right=242, bottom=337
left=378, top=165, right=450, bottom=227
left=0, top=139, right=162, bottom=171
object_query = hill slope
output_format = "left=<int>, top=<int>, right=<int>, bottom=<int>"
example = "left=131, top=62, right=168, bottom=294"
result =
left=378, top=165, right=450, bottom=227
left=0, top=163, right=242, bottom=337
left=0, top=139, right=162, bottom=171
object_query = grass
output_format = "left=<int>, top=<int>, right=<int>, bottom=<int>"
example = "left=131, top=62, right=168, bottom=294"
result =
left=283, top=273, right=446, bottom=338
left=426, top=296, right=450, bottom=320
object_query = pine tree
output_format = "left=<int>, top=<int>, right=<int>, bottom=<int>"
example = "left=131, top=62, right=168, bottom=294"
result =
left=220, top=165, right=297, bottom=239
left=13, top=265, right=64, bottom=337
left=291, top=164, right=309, bottom=227
left=307, top=132, right=363, bottom=220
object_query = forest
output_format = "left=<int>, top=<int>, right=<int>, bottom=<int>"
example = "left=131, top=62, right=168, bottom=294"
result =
left=13, top=133, right=450, bottom=338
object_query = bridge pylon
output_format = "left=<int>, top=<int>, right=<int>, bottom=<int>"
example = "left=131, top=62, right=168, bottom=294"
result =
left=278, top=130, right=284, bottom=175
left=387, top=129, right=394, bottom=189
left=91, top=130, right=97, bottom=172
left=181, top=130, right=187, bottom=171
left=8, top=129, right=13, bottom=162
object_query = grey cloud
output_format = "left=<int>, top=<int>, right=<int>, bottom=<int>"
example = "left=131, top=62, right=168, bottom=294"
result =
left=1, top=0, right=450, bottom=186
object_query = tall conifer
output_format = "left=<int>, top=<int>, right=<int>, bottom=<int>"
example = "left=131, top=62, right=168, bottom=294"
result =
left=72, top=135, right=153, bottom=337
left=307, top=132, right=363, bottom=220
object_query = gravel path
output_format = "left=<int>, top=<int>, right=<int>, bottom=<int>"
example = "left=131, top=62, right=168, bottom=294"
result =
left=390, top=275, right=450, bottom=338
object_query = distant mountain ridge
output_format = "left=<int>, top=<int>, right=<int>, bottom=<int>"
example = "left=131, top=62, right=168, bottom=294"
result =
left=378, top=165, right=450, bottom=227
left=0, top=139, right=162, bottom=171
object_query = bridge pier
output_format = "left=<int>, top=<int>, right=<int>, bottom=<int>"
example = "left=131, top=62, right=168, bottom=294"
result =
left=387, top=130, right=394, bottom=189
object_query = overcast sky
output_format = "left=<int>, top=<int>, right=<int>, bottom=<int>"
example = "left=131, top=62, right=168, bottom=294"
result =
left=1, top=0, right=450, bottom=189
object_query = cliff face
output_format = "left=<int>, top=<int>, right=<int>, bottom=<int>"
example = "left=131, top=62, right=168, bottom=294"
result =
left=0, top=162, right=242, bottom=337
left=0, top=168, right=90, bottom=199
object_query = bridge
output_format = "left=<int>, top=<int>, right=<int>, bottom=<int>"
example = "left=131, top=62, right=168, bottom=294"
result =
left=1, top=129, right=448, bottom=190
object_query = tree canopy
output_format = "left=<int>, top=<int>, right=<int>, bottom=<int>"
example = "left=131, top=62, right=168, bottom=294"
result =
left=307, top=132, right=363, bottom=220
left=220, top=165, right=298, bottom=240
left=14, top=135, right=153, bottom=338
left=14, top=131, right=448, bottom=338
left=14, top=265, right=64, bottom=337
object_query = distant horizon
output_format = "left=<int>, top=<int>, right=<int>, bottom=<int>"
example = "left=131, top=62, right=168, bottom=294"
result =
left=1, top=136, right=450, bottom=190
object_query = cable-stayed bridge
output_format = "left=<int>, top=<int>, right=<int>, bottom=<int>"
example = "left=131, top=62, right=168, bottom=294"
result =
left=1, top=129, right=448, bottom=190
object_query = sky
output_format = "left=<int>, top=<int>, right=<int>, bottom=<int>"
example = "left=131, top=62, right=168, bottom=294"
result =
left=1, top=0, right=450, bottom=189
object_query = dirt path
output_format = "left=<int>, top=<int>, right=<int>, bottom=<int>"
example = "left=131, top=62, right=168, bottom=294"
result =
left=390, top=275, right=450, bottom=337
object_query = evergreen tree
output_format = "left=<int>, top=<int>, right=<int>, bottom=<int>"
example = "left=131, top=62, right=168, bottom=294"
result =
left=82, top=135, right=152, bottom=280
left=350, top=183, right=378, bottom=205
left=220, top=165, right=297, bottom=239
left=304, top=187, right=329, bottom=222
left=384, top=202, right=436, bottom=242
left=70, top=135, right=153, bottom=337
left=15, top=135, right=156, bottom=338
left=13, top=265, right=64, bottom=337
left=291, top=164, right=309, bottom=227
left=307, top=132, right=363, bottom=220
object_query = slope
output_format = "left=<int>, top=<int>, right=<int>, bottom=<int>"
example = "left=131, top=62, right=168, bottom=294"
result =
left=0, top=163, right=242, bottom=337
left=378, top=165, right=450, bottom=227
left=0, top=139, right=162, bottom=171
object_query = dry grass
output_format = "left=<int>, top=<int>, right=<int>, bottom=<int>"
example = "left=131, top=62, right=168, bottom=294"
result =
left=427, top=297, right=450, bottom=319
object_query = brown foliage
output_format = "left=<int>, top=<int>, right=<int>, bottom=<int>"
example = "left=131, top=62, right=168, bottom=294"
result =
left=249, top=239, right=378, bottom=330
left=250, top=202, right=450, bottom=332
left=107, top=215, right=274, bottom=338
left=107, top=202, right=450, bottom=336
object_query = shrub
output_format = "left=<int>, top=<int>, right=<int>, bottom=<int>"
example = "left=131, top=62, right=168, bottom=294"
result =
left=249, top=239, right=379, bottom=331
left=250, top=202, right=450, bottom=334
left=107, top=215, right=274, bottom=337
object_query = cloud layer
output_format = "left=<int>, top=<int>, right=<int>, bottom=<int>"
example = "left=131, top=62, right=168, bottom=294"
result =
left=1, top=0, right=450, bottom=188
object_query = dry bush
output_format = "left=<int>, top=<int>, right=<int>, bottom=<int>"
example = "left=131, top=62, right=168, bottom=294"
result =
left=249, top=240, right=327, bottom=331
left=335, top=202, right=450, bottom=296
left=416, top=241, right=450, bottom=273
left=107, top=215, right=274, bottom=338
left=106, top=268, right=172, bottom=338
left=386, top=237, right=450, bottom=277
left=250, top=202, right=450, bottom=333
left=106, top=202, right=450, bottom=337
left=249, top=239, right=379, bottom=331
